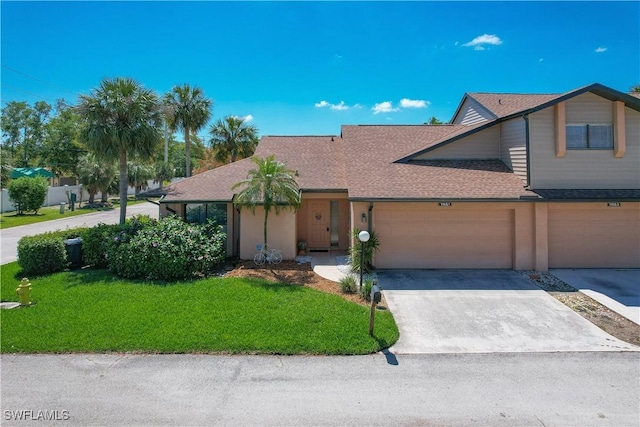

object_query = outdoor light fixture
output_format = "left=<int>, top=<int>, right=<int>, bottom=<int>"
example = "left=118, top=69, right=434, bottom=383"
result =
left=358, top=230, right=370, bottom=289
left=361, top=213, right=367, bottom=223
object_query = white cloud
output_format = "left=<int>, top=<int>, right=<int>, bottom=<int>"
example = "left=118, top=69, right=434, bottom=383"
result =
left=462, top=34, right=503, bottom=50
left=400, top=98, right=429, bottom=109
left=595, top=47, right=607, bottom=53
left=539, top=58, right=544, bottom=62
left=231, top=114, right=253, bottom=122
left=315, top=100, right=357, bottom=110
left=331, top=101, right=349, bottom=111
left=372, top=101, right=399, bottom=114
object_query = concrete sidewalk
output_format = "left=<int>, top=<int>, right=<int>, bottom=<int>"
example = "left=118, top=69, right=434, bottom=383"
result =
left=551, top=269, right=640, bottom=325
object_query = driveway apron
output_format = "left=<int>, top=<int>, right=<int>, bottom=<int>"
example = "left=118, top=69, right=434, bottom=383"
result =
left=378, top=270, right=638, bottom=354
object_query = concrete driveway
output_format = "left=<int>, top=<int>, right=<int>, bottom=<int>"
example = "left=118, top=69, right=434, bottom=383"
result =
left=551, top=269, right=639, bottom=325
left=377, top=270, right=638, bottom=354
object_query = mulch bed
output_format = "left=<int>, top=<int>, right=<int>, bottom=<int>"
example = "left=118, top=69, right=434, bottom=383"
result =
left=225, top=261, right=368, bottom=306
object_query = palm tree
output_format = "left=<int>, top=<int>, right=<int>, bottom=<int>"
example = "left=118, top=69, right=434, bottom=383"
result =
left=77, top=154, right=116, bottom=204
left=209, top=116, right=259, bottom=164
left=232, top=155, right=301, bottom=248
left=127, top=161, right=155, bottom=195
left=77, top=77, right=162, bottom=224
left=163, top=84, right=212, bottom=177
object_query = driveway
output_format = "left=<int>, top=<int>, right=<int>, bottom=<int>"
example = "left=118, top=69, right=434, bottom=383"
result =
left=551, top=269, right=639, bottom=325
left=377, top=270, right=638, bottom=354
left=0, top=202, right=159, bottom=265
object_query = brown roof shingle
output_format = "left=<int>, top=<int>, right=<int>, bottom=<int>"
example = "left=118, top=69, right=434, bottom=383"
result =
left=342, top=125, right=530, bottom=200
left=161, top=135, right=346, bottom=202
left=466, top=93, right=561, bottom=118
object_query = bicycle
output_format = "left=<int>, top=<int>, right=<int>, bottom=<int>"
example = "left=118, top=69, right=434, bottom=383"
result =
left=253, top=244, right=283, bottom=266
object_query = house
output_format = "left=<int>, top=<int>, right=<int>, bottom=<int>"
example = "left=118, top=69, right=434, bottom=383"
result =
left=158, top=83, right=640, bottom=271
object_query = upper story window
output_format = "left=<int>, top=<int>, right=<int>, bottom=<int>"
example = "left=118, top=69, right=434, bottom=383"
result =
left=566, top=124, right=613, bottom=149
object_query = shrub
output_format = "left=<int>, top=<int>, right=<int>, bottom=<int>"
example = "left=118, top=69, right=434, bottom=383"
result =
left=339, top=275, right=358, bottom=294
left=108, top=217, right=226, bottom=281
left=350, top=229, right=380, bottom=275
left=7, top=177, right=48, bottom=214
left=17, top=235, right=67, bottom=276
left=81, top=223, right=121, bottom=268
left=359, top=279, right=375, bottom=302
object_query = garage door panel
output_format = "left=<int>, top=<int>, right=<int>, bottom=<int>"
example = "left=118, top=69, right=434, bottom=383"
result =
left=375, top=206, right=513, bottom=269
left=549, top=209, right=640, bottom=268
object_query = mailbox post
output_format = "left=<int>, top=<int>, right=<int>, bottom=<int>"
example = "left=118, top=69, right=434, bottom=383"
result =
left=369, top=283, right=382, bottom=336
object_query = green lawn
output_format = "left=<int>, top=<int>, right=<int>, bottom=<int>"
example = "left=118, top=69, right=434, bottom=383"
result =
left=0, top=262, right=398, bottom=354
left=0, top=199, right=145, bottom=229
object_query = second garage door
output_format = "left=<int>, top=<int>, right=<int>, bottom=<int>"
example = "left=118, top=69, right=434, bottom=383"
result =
left=374, top=204, right=514, bottom=269
left=548, top=207, right=640, bottom=268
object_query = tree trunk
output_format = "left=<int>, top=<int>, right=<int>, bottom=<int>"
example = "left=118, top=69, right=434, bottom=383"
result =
left=184, top=128, right=191, bottom=177
left=263, top=208, right=269, bottom=248
left=88, top=190, right=96, bottom=204
left=119, top=149, right=128, bottom=225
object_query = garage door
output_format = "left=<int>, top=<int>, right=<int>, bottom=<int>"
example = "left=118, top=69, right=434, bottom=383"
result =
left=549, top=208, right=640, bottom=268
left=374, top=205, right=513, bottom=269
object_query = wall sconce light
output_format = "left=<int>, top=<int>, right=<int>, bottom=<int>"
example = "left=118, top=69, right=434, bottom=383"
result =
left=361, top=213, right=367, bottom=223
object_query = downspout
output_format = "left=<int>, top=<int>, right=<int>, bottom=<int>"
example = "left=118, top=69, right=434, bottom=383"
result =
left=368, top=202, right=374, bottom=234
left=523, top=113, right=532, bottom=187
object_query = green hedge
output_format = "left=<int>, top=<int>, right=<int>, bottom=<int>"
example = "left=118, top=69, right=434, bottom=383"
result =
left=16, top=228, right=87, bottom=276
left=108, top=217, right=226, bottom=281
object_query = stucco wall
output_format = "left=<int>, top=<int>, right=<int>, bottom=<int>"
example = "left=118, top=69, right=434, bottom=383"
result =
left=239, top=207, right=297, bottom=260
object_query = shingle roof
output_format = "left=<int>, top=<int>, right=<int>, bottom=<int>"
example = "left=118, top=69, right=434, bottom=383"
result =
left=532, top=189, right=640, bottom=200
left=466, top=93, right=561, bottom=118
left=255, top=136, right=347, bottom=191
left=161, top=158, right=255, bottom=202
left=161, top=135, right=346, bottom=203
left=342, top=125, right=530, bottom=200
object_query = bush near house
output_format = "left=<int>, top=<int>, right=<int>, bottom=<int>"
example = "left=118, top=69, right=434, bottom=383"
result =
left=107, top=217, right=226, bottom=281
left=7, top=177, right=48, bottom=214
left=16, top=216, right=227, bottom=281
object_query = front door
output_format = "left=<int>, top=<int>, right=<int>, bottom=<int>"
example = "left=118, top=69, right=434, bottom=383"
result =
left=308, top=200, right=331, bottom=249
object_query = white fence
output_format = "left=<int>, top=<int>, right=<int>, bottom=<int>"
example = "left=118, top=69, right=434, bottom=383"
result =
left=0, top=180, right=163, bottom=213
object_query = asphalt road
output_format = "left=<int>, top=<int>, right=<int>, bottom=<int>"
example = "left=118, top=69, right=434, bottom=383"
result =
left=1, top=352, right=638, bottom=426
left=0, top=203, right=159, bottom=265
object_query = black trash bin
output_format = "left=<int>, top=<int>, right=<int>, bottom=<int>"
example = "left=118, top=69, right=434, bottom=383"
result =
left=64, top=237, right=83, bottom=269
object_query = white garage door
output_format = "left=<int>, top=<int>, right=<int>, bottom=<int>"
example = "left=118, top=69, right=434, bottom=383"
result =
left=374, top=204, right=514, bottom=269
left=549, top=208, right=640, bottom=268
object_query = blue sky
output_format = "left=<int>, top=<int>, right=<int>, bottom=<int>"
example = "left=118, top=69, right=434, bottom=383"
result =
left=1, top=1, right=638, bottom=139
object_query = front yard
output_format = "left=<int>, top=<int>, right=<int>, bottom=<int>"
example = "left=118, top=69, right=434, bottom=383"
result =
left=0, top=262, right=398, bottom=354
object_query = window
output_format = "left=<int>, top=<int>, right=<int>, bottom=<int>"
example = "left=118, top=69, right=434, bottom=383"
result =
left=185, top=203, right=228, bottom=230
left=566, top=124, right=613, bottom=149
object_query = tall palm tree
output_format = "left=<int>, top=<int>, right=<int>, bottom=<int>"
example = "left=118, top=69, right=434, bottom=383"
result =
left=77, top=77, right=162, bottom=224
left=209, top=116, right=259, bottom=164
left=232, top=155, right=301, bottom=248
left=163, top=84, right=212, bottom=177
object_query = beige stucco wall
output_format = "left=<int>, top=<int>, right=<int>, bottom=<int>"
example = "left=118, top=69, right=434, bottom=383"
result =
left=239, top=207, right=297, bottom=260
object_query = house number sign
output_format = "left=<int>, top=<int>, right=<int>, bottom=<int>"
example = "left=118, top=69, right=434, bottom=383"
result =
left=438, top=202, right=452, bottom=207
